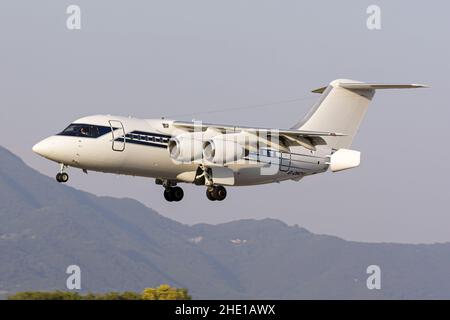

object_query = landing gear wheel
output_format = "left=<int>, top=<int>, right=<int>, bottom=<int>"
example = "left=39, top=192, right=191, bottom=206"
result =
left=213, top=186, right=227, bottom=201
left=56, top=172, right=69, bottom=183
left=164, top=186, right=184, bottom=202
left=206, top=186, right=227, bottom=201
left=164, top=189, right=174, bottom=202
left=206, top=187, right=216, bottom=201
left=60, top=173, right=69, bottom=183
left=171, top=186, right=184, bottom=202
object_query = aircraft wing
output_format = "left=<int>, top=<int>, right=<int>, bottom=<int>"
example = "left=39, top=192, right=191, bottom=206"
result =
left=172, top=121, right=346, bottom=150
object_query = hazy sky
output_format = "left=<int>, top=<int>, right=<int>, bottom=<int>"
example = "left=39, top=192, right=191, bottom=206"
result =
left=1, top=1, right=449, bottom=243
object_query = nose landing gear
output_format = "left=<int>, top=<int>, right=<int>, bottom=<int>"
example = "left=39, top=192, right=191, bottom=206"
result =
left=56, top=172, right=69, bottom=183
left=206, top=186, right=227, bottom=201
left=56, top=164, right=69, bottom=183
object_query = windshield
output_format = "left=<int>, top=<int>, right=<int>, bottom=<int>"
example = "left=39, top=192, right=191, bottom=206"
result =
left=59, top=124, right=111, bottom=138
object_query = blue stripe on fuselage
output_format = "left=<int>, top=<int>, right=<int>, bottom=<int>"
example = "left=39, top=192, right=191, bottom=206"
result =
left=123, top=138, right=168, bottom=149
left=114, top=130, right=170, bottom=149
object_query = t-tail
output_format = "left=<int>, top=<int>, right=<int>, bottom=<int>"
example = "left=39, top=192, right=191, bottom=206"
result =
left=293, top=79, right=428, bottom=171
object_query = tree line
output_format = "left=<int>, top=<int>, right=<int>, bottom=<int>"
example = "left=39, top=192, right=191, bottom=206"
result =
left=7, top=284, right=191, bottom=300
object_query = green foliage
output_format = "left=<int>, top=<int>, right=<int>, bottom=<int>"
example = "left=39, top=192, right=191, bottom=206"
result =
left=8, top=291, right=82, bottom=300
left=142, top=284, right=191, bottom=300
left=83, top=291, right=143, bottom=300
left=7, top=286, right=190, bottom=300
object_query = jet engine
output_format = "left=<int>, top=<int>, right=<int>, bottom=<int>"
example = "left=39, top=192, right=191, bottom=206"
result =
left=203, top=134, right=245, bottom=164
left=168, top=132, right=204, bottom=162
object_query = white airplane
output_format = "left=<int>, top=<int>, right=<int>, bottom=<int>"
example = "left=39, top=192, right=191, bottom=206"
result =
left=32, top=79, right=426, bottom=202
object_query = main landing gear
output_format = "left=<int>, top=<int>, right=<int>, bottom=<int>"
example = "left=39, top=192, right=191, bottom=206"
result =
left=206, top=185, right=227, bottom=201
left=156, top=176, right=227, bottom=202
left=156, top=179, right=184, bottom=202
left=163, top=186, right=184, bottom=202
left=56, top=164, right=69, bottom=183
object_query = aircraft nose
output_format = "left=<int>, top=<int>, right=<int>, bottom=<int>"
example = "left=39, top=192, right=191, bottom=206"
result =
left=32, top=136, right=74, bottom=163
left=32, top=139, right=52, bottom=157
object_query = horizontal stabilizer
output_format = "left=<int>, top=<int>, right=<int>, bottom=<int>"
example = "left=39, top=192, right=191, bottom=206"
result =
left=339, top=83, right=429, bottom=90
left=311, top=86, right=327, bottom=94
left=312, top=82, right=428, bottom=93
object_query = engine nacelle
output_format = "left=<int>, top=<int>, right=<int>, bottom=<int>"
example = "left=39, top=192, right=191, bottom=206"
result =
left=168, top=132, right=204, bottom=162
left=203, top=135, right=245, bottom=164
left=329, top=149, right=361, bottom=172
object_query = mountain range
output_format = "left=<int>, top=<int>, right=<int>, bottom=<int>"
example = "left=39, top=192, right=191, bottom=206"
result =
left=1, top=145, right=449, bottom=299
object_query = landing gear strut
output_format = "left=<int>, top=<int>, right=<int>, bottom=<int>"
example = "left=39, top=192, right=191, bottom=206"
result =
left=206, top=186, right=227, bottom=201
left=56, top=164, right=69, bottom=183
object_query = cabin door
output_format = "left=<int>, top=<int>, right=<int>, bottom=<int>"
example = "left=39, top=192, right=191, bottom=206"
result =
left=109, top=120, right=126, bottom=151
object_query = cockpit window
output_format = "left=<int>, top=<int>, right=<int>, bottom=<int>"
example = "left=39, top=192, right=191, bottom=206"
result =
left=58, top=124, right=112, bottom=138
